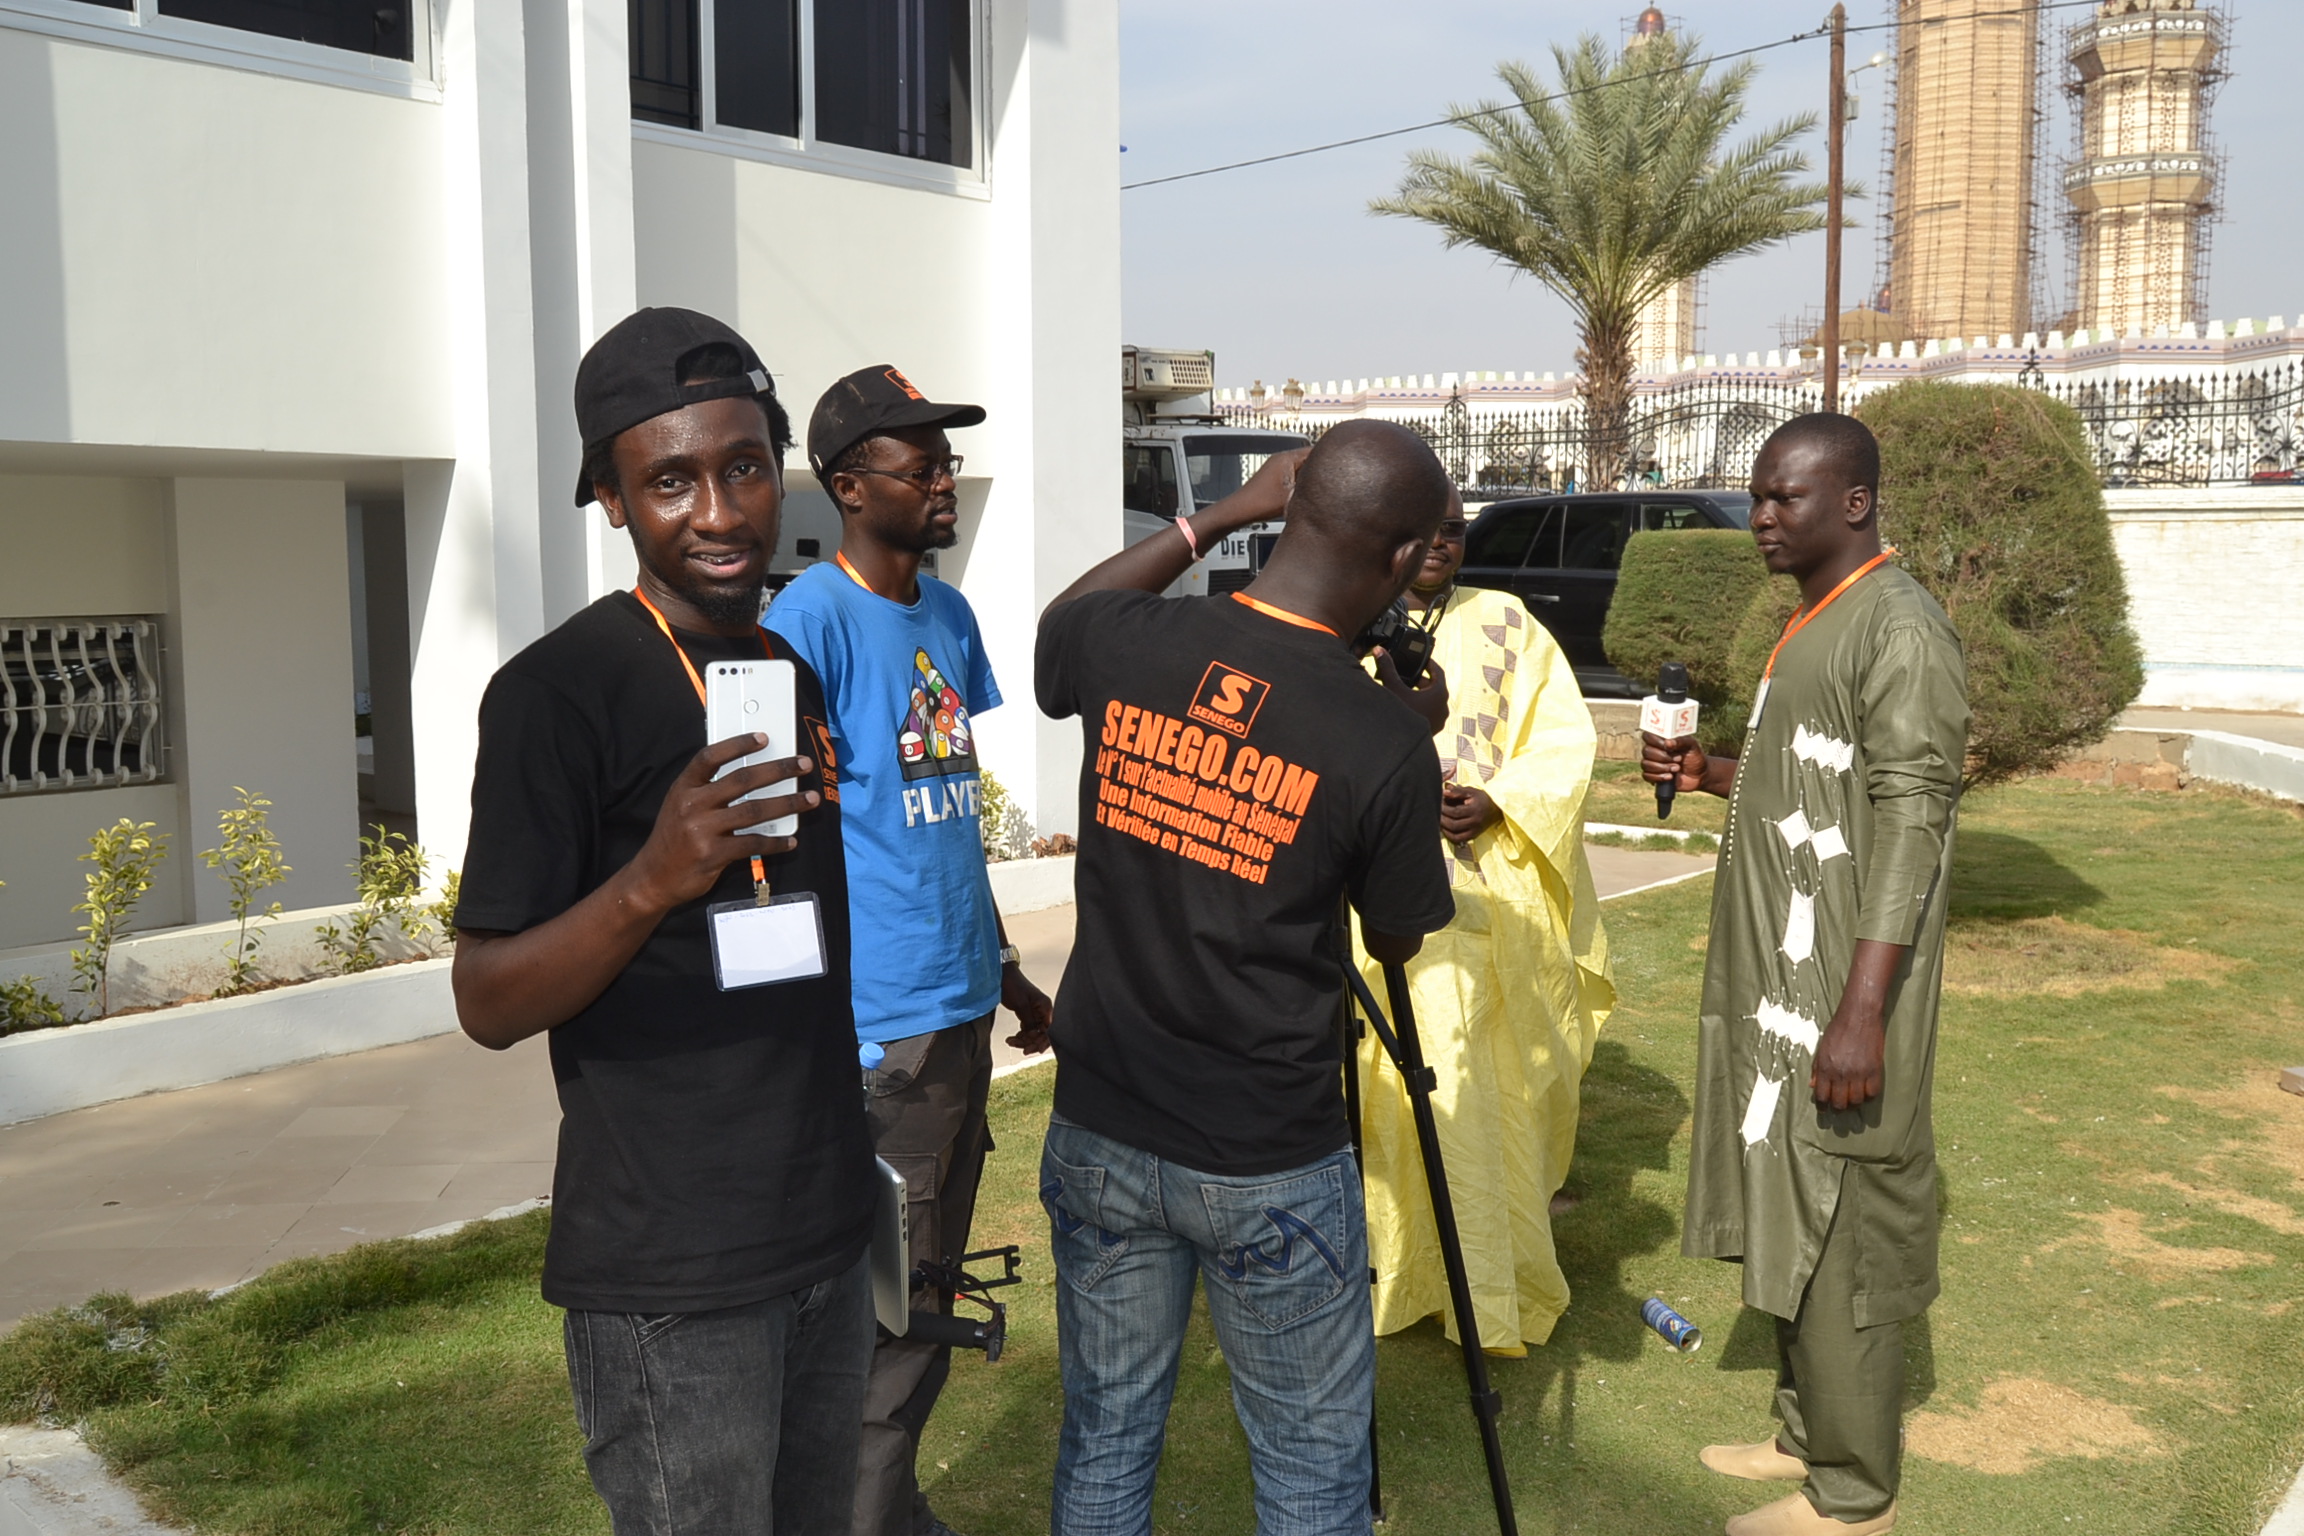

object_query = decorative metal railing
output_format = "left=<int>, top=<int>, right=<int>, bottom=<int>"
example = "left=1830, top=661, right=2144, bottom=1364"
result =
left=2034, top=359, right=2304, bottom=487
left=1220, top=357, right=2304, bottom=493
left=1222, top=376, right=1819, bottom=495
left=1, top=618, right=168, bottom=795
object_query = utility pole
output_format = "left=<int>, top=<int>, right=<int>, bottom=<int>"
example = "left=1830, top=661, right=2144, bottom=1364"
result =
left=1823, top=2, right=1848, bottom=413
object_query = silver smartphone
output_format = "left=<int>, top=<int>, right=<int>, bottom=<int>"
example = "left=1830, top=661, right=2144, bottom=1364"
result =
left=703, top=659, right=799, bottom=838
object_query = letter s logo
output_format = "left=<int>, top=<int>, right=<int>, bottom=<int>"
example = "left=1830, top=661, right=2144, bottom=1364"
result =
left=1212, top=673, right=1252, bottom=714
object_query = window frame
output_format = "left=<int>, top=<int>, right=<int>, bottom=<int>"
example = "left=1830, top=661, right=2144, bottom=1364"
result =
left=631, top=0, right=989, bottom=200
left=0, top=0, right=437, bottom=101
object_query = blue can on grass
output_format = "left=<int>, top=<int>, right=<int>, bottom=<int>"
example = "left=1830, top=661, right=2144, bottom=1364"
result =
left=1641, top=1297, right=1703, bottom=1353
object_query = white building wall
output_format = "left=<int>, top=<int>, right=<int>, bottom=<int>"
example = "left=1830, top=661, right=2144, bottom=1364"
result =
left=2107, top=489, right=2304, bottom=714
left=0, top=29, right=450, bottom=458
left=0, top=0, right=1122, bottom=948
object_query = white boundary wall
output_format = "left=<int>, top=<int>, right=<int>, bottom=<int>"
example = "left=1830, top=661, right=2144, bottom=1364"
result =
left=2106, top=488, right=2304, bottom=714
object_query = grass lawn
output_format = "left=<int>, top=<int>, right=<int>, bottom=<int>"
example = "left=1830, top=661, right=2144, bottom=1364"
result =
left=1586, top=758, right=1727, bottom=838
left=4, top=777, right=2302, bottom=1535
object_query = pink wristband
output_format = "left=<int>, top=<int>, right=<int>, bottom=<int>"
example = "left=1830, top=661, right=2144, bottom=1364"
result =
left=1174, top=516, right=1201, bottom=559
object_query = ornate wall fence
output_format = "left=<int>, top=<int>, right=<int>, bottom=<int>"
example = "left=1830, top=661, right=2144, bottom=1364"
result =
left=1219, top=322, right=2304, bottom=495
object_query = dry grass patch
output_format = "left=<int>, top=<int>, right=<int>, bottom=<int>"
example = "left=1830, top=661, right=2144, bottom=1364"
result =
left=1943, top=915, right=2238, bottom=997
left=2043, top=1208, right=2273, bottom=1280
left=2159, top=1077, right=2304, bottom=1192
left=1906, top=1377, right=2166, bottom=1475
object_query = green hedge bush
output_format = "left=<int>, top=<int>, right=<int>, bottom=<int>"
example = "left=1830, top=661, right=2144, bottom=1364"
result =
left=1855, top=382, right=2142, bottom=788
left=1602, top=529, right=1769, bottom=753
left=1608, top=384, right=2141, bottom=787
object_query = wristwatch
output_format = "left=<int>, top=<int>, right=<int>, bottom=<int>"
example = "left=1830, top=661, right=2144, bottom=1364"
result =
left=998, top=944, right=1023, bottom=968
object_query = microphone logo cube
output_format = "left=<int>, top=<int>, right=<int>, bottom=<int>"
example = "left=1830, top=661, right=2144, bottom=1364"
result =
left=1640, top=696, right=1700, bottom=740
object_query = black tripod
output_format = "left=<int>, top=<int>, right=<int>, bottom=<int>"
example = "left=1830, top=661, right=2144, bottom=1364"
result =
left=1342, top=958, right=1519, bottom=1534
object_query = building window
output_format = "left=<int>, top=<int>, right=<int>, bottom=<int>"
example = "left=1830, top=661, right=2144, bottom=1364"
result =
left=1, top=619, right=168, bottom=795
left=631, top=0, right=975, bottom=174
left=51, top=0, right=409, bottom=58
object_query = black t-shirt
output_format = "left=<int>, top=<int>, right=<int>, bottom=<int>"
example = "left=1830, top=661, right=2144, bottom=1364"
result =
left=456, top=591, right=874, bottom=1314
left=1035, top=589, right=1455, bottom=1175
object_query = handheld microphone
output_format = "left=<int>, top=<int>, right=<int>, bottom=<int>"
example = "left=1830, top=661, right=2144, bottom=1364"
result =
left=1640, top=661, right=1699, bottom=820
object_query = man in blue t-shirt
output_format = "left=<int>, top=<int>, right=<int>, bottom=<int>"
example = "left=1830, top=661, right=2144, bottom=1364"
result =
left=768, top=363, right=1054, bottom=1536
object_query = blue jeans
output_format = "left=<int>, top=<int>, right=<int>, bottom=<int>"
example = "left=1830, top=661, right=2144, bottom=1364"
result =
left=1041, top=1114, right=1375, bottom=1536
left=563, top=1248, right=874, bottom=1535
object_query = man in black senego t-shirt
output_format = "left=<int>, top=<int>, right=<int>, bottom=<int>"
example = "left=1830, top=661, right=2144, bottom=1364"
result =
left=453, top=308, right=876, bottom=1533
left=1035, top=419, right=1459, bottom=1534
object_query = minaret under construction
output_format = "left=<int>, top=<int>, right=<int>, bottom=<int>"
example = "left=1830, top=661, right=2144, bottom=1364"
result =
left=1887, top=0, right=2043, bottom=342
left=1628, top=6, right=1700, bottom=369
left=2065, top=0, right=2224, bottom=336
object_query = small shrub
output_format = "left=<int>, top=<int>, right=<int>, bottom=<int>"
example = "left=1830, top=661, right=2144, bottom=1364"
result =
left=1602, top=529, right=1771, bottom=753
left=977, top=771, right=1031, bottom=863
left=316, top=827, right=429, bottom=974
left=0, top=974, right=68, bottom=1035
left=71, top=819, right=169, bottom=1018
left=424, top=868, right=463, bottom=956
left=1856, top=382, right=2143, bottom=787
left=199, top=786, right=291, bottom=996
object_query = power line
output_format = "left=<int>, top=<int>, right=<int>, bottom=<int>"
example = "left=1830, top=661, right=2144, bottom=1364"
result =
left=1120, top=0, right=2102, bottom=193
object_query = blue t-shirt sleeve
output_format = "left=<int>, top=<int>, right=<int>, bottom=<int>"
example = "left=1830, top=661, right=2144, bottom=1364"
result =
left=765, top=577, right=840, bottom=693
left=960, top=592, right=1003, bottom=714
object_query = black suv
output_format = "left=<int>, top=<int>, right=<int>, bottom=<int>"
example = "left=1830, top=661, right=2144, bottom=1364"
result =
left=1454, top=490, right=1754, bottom=695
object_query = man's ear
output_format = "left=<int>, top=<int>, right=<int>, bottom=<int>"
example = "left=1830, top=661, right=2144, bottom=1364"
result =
left=1388, top=536, right=1431, bottom=588
left=827, top=471, right=861, bottom=515
left=1845, top=483, right=1876, bottom=528
left=597, top=479, right=629, bottom=530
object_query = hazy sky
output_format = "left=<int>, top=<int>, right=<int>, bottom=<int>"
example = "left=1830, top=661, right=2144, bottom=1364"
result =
left=1119, top=1, right=2302, bottom=390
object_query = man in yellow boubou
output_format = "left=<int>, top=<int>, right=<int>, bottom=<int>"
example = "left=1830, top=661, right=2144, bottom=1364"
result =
left=1354, top=489, right=1615, bottom=1354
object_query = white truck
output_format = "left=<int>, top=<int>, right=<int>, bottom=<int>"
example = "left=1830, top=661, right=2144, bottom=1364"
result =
left=1122, top=346, right=1311, bottom=597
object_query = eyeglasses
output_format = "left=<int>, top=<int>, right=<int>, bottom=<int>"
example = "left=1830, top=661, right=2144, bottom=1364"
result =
left=849, top=456, right=964, bottom=492
left=1437, top=519, right=1470, bottom=538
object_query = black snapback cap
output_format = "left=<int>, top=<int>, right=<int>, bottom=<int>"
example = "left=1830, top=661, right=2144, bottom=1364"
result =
left=807, top=365, right=986, bottom=482
left=573, top=307, right=779, bottom=506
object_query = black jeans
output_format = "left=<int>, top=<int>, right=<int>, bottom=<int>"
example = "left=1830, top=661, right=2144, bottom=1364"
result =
left=565, top=1248, right=874, bottom=1535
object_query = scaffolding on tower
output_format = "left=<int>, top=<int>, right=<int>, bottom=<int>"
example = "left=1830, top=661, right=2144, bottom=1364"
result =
left=2062, top=0, right=2227, bottom=338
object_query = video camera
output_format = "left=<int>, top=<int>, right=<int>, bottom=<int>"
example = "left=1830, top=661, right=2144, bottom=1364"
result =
left=1355, top=597, right=1435, bottom=683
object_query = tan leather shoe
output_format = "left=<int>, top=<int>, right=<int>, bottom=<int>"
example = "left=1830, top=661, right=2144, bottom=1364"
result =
left=1724, top=1492, right=1897, bottom=1536
left=1698, top=1439, right=1808, bottom=1482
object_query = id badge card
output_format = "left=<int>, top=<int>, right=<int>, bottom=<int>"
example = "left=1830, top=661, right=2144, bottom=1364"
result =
left=707, top=893, right=827, bottom=990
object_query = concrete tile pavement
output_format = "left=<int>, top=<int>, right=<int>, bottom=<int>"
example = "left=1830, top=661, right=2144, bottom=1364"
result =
left=0, top=842, right=1717, bottom=1329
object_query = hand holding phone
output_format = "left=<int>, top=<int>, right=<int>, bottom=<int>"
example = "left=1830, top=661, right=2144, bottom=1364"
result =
left=705, top=660, right=800, bottom=837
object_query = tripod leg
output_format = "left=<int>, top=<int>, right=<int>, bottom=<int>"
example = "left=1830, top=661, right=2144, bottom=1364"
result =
left=1339, top=991, right=1384, bottom=1524
left=1381, top=961, right=1518, bottom=1536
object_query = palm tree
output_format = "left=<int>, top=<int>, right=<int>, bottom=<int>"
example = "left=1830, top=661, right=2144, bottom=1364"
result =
left=1373, top=32, right=1835, bottom=487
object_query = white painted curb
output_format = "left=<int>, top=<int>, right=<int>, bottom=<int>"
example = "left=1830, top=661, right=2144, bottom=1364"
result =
left=987, top=855, right=1074, bottom=916
left=2263, top=1465, right=2304, bottom=1536
left=2184, top=729, right=2304, bottom=804
left=0, top=1427, right=185, bottom=1536
left=0, top=961, right=456, bottom=1128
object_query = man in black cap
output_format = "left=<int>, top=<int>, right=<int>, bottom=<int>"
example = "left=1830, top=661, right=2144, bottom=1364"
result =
left=453, top=307, right=877, bottom=1533
left=767, top=365, right=1053, bottom=1536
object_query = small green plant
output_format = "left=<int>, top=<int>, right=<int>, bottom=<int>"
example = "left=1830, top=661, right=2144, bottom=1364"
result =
left=977, top=771, right=1031, bottom=863
left=198, top=787, right=291, bottom=996
left=316, top=827, right=429, bottom=974
left=0, top=974, right=69, bottom=1035
left=70, top=819, right=169, bottom=1018
left=422, top=868, right=462, bottom=956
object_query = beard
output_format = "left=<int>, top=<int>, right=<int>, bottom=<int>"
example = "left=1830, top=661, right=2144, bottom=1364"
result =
left=638, top=542, right=766, bottom=629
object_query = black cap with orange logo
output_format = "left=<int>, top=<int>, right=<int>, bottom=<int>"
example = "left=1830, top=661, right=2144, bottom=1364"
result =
left=806, top=365, right=985, bottom=483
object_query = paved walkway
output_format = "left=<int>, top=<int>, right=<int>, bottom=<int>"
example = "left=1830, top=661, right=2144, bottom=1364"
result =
left=0, top=843, right=1714, bottom=1330
left=2120, top=707, right=2304, bottom=750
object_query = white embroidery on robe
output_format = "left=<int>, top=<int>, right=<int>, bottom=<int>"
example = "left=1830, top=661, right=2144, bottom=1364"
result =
left=1776, top=809, right=1850, bottom=864
left=1791, top=724, right=1855, bottom=773
left=1741, top=1071, right=1785, bottom=1147
left=1754, top=998, right=1822, bottom=1054
left=1781, top=891, right=1816, bottom=964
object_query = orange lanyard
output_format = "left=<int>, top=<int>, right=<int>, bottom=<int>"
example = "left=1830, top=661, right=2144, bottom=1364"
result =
left=633, top=586, right=777, bottom=887
left=833, top=550, right=882, bottom=598
left=1230, top=590, right=1338, bottom=637
left=1761, top=548, right=1897, bottom=682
